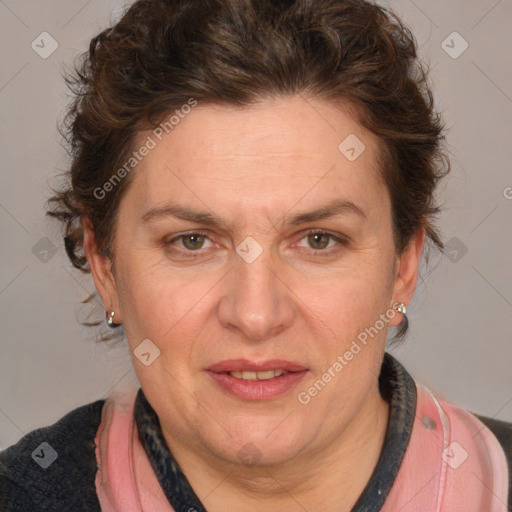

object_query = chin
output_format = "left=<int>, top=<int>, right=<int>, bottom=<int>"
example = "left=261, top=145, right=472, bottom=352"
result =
left=204, top=417, right=309, bottom=467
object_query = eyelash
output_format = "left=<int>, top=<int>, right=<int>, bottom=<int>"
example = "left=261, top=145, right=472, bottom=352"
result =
left=163, top=229, right=349, bottom=257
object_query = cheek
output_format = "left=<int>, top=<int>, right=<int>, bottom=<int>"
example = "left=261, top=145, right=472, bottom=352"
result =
left=301, top=251, right=394, bottom=328
left=115, top=256, right=217, bottom=344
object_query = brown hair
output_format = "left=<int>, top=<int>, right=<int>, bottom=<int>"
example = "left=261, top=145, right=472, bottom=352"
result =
left=46, top=0, right=450, bottom=342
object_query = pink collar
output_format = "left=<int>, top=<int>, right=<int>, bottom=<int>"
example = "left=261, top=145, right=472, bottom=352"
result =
left=94, top=385, right=509, bottom=511
left=94, top=390, right=175, bottom=511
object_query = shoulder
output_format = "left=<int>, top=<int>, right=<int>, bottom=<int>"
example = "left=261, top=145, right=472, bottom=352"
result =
left=0, top=398, right=105, bottom=512
left=442, top=399, right=512, bottom=510
left=475, top=413, right=512, bottom=511
left=410, top=384, right=512, bottom=509
left=474, top=414, right=512, bottom=452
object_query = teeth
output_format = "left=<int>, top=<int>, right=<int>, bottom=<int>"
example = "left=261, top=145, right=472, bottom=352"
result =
left=228, top=369, right=288, bottom=380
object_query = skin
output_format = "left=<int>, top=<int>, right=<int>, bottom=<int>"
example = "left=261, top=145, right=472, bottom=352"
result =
left=84, top=95, right=424, bottom=511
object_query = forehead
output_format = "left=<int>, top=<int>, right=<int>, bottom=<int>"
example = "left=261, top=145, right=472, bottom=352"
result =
left=123, top=95, right=388, bottom=225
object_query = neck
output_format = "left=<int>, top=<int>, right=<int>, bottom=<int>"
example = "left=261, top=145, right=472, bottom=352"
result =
left=162, top=384, right=390, bottom=512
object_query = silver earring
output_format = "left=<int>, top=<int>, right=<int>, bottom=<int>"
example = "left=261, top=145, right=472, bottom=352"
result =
left=106, top=310, right=120, bottom=328
left=396, top=302, right=407, bottom=314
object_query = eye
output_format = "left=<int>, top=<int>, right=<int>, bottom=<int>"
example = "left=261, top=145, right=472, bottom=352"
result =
left=163, top=229, right=348, bottom=258
left=296, top=230, right=348, bottom=254
left=166, top=232, right=213, bottom=252
left=306, top=232, right=332, bottom=250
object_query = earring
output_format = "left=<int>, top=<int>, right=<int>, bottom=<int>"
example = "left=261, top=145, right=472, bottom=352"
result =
left=106, top=310, right=121, bottom=328
left=396, top=302, right=407, bottom=315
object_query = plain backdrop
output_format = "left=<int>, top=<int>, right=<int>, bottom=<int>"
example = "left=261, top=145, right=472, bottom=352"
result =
left=0, top=0, right=511, bottom=449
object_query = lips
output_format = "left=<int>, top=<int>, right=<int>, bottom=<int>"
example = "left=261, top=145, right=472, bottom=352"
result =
left=205, top=359, right=309, bottom=400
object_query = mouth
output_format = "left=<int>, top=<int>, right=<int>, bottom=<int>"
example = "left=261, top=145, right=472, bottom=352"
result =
left=205, top=359, right=309, bottom=400
left=222, top=369, right=291, bottom=381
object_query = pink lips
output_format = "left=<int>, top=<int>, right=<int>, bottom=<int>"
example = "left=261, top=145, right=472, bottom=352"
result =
left=205, top=359, right=309, bottom=400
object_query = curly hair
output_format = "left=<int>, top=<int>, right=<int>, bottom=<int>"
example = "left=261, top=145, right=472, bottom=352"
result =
left=46, top=0, right=450, bottom=342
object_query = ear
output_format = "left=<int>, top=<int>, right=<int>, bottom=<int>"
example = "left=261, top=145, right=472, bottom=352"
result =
left=82, top=216, right=122, bottom=322
left=387, top=227, right=425, bottom=327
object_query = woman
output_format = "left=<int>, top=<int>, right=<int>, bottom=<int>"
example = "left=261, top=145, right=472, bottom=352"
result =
left=1, top=0, right=510, bottom=510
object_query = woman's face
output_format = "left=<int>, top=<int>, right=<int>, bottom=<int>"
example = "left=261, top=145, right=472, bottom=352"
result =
left=86, top=95, right=422, bottom=467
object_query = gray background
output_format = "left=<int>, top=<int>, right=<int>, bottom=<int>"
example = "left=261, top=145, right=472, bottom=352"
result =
left=0, top=0, right=511, bottom=449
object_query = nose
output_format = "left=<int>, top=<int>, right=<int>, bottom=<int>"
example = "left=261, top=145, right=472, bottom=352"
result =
left=217, top=249, right=295, bottom=341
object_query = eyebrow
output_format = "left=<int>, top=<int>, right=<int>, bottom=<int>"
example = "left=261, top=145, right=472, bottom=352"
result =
left=140, top=198, right=366, bottom=228
left=286, top=198, right=366, bottom=225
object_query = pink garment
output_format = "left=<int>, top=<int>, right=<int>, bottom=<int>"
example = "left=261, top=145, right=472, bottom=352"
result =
left=94, top=391, right=175, bottom=511
left=94, top=384, right=509, bottom=511
left=382, top=385, right=509, bottom=511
